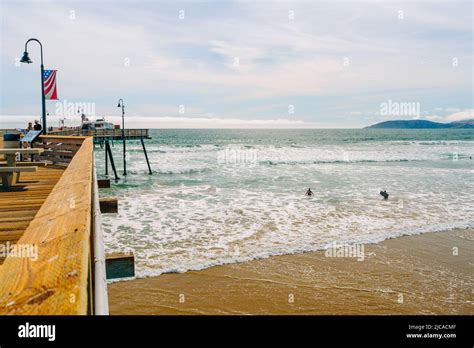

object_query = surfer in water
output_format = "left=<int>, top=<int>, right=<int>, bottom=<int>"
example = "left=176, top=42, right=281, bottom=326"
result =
left=380, top=190, right=389, bottom=199
left=306, top=188, right=314, bottom=196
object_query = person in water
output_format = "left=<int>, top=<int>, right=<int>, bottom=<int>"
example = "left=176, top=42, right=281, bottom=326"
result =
left=306, top=188, right=314, bottom=196
left=380, top=190, right=389, bottom=199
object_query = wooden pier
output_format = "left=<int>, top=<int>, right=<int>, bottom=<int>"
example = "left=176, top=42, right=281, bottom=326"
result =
left=48, top=128, right=151, bottom=141
left=0, top=135, right=110, bottom=314
left=49, top=128, right=153, bottom=178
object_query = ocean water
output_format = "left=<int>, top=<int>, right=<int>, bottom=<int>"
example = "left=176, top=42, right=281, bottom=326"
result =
left=96, top=129, right=474, bottom=278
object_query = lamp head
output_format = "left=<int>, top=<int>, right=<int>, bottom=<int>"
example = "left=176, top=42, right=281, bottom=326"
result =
left=20, top=51, right=32, bottom=64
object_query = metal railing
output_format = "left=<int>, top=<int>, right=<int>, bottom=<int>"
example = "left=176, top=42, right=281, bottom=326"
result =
left=92, top=156, right=109, bottom=315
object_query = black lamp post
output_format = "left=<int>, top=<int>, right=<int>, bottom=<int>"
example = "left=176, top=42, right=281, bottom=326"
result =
left=20, top=38, right=47, bottom=134
left=117, top=99, right=126, bottom=175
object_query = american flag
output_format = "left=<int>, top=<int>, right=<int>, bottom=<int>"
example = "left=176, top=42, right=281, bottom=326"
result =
left=43, top=70, right=58, bottom=100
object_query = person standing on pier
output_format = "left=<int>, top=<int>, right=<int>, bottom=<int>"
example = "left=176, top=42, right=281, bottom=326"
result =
left=33, top=120, right=42, bottom=131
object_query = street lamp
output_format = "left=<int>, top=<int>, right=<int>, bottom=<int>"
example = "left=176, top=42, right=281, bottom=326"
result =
left=117, top=99, right=126, bottom=175
left=20, top=38, right=47, bottom=134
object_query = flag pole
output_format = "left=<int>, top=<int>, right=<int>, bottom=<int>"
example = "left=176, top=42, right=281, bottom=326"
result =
left=40, top=62, right=47, bottom=134
left=21, top=38, right=47, bottom=134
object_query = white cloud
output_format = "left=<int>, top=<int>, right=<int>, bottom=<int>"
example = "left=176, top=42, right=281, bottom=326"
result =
left=445, top=109, right=474, bottom=122
left=0, top=115, right=318, bottom=129
left=445, top=107, right=460, bottom=113
left=425, top=115, right=443, bottom=121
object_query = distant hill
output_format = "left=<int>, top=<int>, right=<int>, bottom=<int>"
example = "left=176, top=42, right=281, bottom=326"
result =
left=365, top=119, right=474, bottom=129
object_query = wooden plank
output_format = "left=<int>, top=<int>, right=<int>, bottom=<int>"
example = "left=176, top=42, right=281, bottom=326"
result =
left=99, top=198, right=118, bottom=213
left=97, top=179, right=110, bottom=189
left=47, top=129, right=77, bottom=135
left=36, top=153, right=73, bottom=159
left=0, top=221, right=31, bottom=231
left=0, top=230, right=25, bottom=242
left=0, top=166, right=64, bottom=265
left=0, top=137, right=93, bottom=314
left=0, top=149, right=43, bottom=155
left=36, top=140, right=85, bottom=146
left=0, top=162, right=47, bottom=167
left=38, top=150, right=75, bottom=158
left=38, top=135, right=88, bottom=141
left=0, top=167, right=37, bottom=173
left=105, top=252, right=135, bottom=280
left=106, top=251, right=134, bottom=260
left=36, top=156, right=72, bottom=164
left=36, top=140, right=83, bottom=146
left=34, top=143, right=81, bottom=151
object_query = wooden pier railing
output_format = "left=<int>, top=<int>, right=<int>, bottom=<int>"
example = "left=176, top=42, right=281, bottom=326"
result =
left=49, top=128, right=150, bottom=140
left=33, top=135, right=88, bottom=165
left=0, top=136, right=108, bottom=314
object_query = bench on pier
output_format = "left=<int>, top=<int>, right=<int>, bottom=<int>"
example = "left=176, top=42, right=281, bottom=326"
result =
left=0, top=148, right=44, bottom=189
left=0, top=166, right=37, bottom=189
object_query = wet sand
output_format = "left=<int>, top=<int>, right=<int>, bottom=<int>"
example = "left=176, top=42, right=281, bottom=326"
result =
left=108, top=229, right=474, bottom=315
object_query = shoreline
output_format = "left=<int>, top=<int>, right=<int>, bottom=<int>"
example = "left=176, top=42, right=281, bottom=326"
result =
left=108, top=228, right=473, bottom=315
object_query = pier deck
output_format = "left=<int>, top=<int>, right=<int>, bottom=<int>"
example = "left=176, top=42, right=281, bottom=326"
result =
left=0, top=166, right=65, bottom=264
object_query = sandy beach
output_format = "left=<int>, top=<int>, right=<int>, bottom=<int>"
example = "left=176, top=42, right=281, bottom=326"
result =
left=108, top=228, right=473, bottom=315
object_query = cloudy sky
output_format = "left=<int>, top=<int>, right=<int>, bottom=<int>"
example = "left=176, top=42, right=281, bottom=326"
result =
left=0, top=0, right=472, bottom=128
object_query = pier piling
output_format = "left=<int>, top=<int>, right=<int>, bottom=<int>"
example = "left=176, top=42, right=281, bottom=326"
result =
left=105, top=140, right=119, bottom=181
left=105, top=144, right=108, bottom=176
left=141, top=138, right=152, bottom=175
left=122, top=137, right=127, bottom=176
